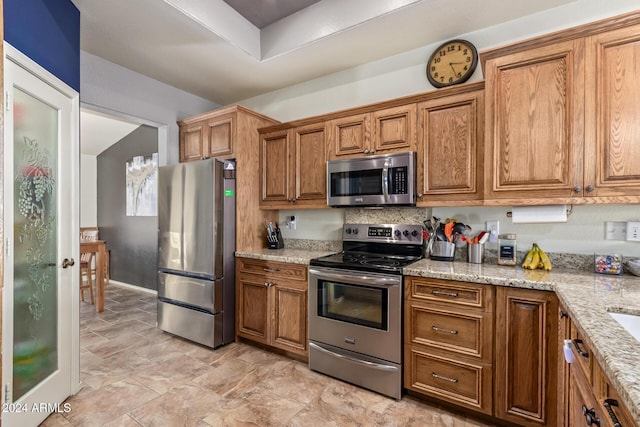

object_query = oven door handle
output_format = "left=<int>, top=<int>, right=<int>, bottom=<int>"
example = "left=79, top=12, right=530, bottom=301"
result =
left=310, top=342, right=398, bottom=372
left=309, top=268, right=400, bottom=288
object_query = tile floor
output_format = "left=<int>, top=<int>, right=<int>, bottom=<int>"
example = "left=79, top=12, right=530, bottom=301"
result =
left=42, top=284, right=496, bottom=426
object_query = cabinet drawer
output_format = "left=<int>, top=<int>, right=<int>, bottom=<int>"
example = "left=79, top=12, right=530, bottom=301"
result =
left=405, top=348, right=492, bottom=415
left=406, top=277, right=490, bottom=309
left=237, top=258, right=307, bottom=282
left=570, top=322, right=593, bottom=385
left=406, top=303, right=492, bottom=360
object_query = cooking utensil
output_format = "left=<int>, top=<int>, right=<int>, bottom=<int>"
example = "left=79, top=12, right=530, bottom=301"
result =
left=444, top=222, right=454, bottom=242
left=478, top=232, right=490, bottom=245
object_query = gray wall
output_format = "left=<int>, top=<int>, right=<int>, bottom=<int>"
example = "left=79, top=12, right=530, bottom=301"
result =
left=97, top=125, right=158, bottom=290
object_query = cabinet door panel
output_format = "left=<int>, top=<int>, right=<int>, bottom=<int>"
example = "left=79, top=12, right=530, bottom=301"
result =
left=261, top=131, right=290, bottom=202
left=294, top=124, right=327, bottom=202
left=495, top=287, right=558, bottom=426
left=485, top=40, right=584, bottom=199
left=180, top=122, right=205, bottom=162
left=586, top=25, right=640, bottom=197
left=272, top=285, right=307, bottom=354
left=206, top=115, right=234, bottom=159
left=328, top=114, right=370, bottom=159
left=372, top=104, right=416, bottom=153
left=237, top=277, right=269, bottom=343
left=418, top=90, right=483, bottom=202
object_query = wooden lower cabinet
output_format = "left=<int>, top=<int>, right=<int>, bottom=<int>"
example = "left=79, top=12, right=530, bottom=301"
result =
left=494, top=287, right=558, bottom=426
left=404, top=277, right=494, bottom=415
left=558, top=304, right=638, bottom=427
left=236, top=258, right=308, bottom=357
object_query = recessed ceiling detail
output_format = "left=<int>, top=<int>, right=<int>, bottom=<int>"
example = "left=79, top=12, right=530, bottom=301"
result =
left=72, top=0, right=577, bottom=104
left=222, top=0, right=322, bottom=29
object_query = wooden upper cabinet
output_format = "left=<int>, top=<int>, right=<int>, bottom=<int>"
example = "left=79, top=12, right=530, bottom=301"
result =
left=372, top=104, right=417, bottom=153
left=179, top=122, right=206, bottom=162
left=328, top=104, right=416, bottom=159
left=584, top=23, right=640, bottom=198
left=417, top=87, right=484, bottom=205
left=260, top=130, right=290, bottom=205
left=294, top=123, right=327, bottom=204
left=328, top=113, right=370, bottom=158
left=483, top=39, right=585, bottom=201
left=204, top=113, right=234, bottom=159
left=260, top=123, right=328, bottom=209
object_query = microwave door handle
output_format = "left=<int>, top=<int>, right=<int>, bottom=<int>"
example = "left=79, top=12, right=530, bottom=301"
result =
left=382, top=160, right=390, bottom=201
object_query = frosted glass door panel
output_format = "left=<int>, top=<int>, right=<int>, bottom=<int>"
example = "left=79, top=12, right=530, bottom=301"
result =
left=12, top=87, right=59, bottom=400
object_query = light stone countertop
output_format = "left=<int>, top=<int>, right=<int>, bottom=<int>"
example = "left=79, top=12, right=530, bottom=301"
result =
left=235, top=248, right=336, bottom=265
left=235, top=249, right=640, bottom=422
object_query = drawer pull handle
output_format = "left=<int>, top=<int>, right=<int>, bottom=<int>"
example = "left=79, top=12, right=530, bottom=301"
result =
left=603, top=399, right=623, bottom=427
left=263, top=268, right=280, bottom=273
left=432, top=372, right=458, bottom=383
left=432, top=326, right=458, bottom=334
left=432, top=290, right=458, bottom=298
left=573, top=339, right=589, bottom=358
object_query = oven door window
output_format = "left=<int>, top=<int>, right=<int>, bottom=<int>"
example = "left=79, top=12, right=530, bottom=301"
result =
left=330, top=169, right=382, bottom=197
left=317, top=280, right=388, bottom=330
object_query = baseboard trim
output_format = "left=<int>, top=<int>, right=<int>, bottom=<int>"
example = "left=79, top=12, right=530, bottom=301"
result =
left=109, top=280, right=158, bottom=296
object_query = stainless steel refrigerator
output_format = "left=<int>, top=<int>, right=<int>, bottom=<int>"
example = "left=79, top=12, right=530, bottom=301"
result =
left=156, top=158, right=236, bottom=348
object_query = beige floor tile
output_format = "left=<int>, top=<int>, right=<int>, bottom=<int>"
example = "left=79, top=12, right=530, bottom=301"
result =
left=42, top=283, right=497, bottom=427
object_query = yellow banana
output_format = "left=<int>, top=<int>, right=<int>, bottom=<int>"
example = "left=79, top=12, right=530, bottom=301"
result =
left=535, top=243, right=552, bottom=271
left=527, top=247, right=540, bottom=270
left=521, top=247, right=535, bottom=268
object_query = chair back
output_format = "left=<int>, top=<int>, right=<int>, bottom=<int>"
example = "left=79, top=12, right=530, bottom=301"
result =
left=80, top=227, right=99, bottom=263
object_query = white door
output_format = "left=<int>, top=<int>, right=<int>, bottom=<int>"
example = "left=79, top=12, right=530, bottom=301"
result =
left=2, top=44, right=80, bottom=426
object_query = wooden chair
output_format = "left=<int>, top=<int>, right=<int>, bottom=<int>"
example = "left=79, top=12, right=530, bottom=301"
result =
left=80, top=228, right=99, bottom=304
left=80, top=226, right=110, bottom=284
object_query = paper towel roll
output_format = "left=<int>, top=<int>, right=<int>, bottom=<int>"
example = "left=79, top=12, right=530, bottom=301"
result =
left=511, top=205, right=568, bottom=223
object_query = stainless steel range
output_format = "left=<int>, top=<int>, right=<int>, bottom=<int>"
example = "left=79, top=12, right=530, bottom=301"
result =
left=308, top=223, right=424, bottom=399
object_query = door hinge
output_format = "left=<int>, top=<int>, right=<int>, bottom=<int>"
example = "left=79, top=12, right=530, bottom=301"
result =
left=5, top=92, right=11, bottom=111
left=4, top=383, right=10, bottom=404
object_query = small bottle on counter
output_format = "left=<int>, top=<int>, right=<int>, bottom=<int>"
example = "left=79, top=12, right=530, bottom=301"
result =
left=497, top=233, right=517, bottom=266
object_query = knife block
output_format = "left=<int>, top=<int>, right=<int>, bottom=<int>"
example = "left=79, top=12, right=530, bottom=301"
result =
left=267, top=229, right=284, bottom=249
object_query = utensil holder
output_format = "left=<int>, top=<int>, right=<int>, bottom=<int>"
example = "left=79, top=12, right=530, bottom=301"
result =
left=467, top=243, right=484, bottom=264
left=267, top=229, right=284, bottom=249
left=430, top=241, right=455, bottom=261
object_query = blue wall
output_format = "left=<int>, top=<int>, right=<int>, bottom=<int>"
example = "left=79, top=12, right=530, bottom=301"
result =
left=4, top=0, right=80, bottom=91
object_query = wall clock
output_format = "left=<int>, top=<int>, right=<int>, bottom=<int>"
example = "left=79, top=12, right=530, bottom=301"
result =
left=426, top=39, right=478, bottom=88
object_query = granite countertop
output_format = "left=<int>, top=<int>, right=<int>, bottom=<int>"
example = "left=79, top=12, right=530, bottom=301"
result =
left=234, top=249, right=640, bottom=421
left=235, top=248, right=336, bottom=265
left=405, top=259, right=640, bottom=422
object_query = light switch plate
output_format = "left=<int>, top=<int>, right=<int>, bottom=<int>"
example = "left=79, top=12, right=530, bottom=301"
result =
left=626, top=221, right=640, bottom=241
left=605, top=221, right=627, bottom=240
left=486, top=220, right=499, bottom=243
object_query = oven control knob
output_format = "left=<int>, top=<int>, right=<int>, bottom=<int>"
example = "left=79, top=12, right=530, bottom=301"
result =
left=394, top=230, right=401, bottom=237
left=352, top=228, right=359, bottom=235
left=345, top=227, right=352, bottom=235
left=403, top=230, right=409, bottom=237
left=411, top=230, right=419, bottom=237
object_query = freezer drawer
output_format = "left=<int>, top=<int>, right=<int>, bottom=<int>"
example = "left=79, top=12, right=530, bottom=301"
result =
left=158, top=272, right=222, bottom=313
left=157, top=300, right=223, bottom=348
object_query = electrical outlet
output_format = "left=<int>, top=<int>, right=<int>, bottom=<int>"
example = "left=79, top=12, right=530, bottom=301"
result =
left=486, top=220, right=499, bottom=243
left=626, top=221, right=640, bottom=241
left=288, top=215, right=297, bottom=230
left=605, top=221, right=627, bottom=240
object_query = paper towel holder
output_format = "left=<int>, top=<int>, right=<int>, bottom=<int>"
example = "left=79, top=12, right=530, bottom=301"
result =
left=507, top=205, right=573, bottom=223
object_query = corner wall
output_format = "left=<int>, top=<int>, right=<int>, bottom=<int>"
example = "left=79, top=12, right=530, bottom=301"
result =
left=97, top=125, right=158, bottom=290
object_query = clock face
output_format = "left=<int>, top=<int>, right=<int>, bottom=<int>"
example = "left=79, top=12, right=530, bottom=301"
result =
left=427, top=39, right=478, bottom=88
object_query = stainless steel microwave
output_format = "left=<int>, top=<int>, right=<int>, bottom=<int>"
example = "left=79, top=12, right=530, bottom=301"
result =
left=327, top=151, right=416, bottom=207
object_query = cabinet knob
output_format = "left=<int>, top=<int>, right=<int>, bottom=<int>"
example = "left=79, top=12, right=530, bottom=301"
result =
left=573, top=186, right=582, bottom=192
left=585, top=184, right=595, bottom=192
left=364, top=149, right=370, bottom=154
left=370, top=149, right=375, bottom=154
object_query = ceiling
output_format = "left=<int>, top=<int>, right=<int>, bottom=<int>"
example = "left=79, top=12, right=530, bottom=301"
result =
left=71, top=0, right=575, bottom=106
left=80, top=110, right=139, bottom=156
